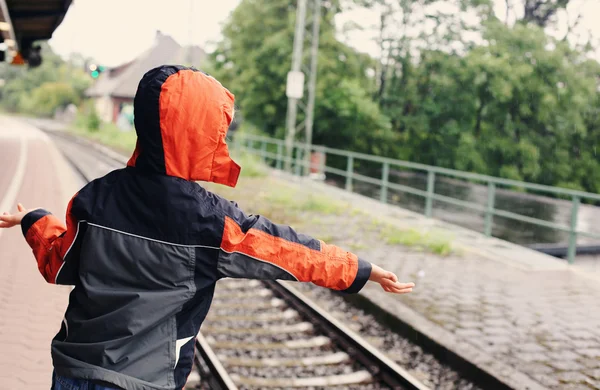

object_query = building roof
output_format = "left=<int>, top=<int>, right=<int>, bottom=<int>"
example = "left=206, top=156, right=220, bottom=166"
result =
left=86, top=31, right=207, bottom=100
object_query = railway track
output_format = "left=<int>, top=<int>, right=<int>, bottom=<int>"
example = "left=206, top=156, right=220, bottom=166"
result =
left=192, top=279, right=428, bottom=390
left=46, top=129, right=481, bottom=390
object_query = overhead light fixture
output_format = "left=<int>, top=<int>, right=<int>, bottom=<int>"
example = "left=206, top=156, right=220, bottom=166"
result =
left=0, top=22, right=10, bottom=32
left=4, top=39, right=15, bottom=47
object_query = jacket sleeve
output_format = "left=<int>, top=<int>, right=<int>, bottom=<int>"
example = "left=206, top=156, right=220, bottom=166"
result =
left=20, top=195, right=81, bottom=285
left=216, top=198, right=372, bottom=294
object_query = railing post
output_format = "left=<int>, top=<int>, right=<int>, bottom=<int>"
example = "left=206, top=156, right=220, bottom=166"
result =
left=425, top=171, right=435, bottom=217
left=318, top=147, right=326, bottom=179
left=380, top=162, right=389, bottom=203
left=567, top=196, right=580, bottom=264
left=345, top=155, right=354, bottom=192
left=484, top=182, right=496, bottom=237
left=260, top=140, right=267, bottom=163
left=276, top=142, right=283, bottom=170
left=303, top=145, right=311, bottom=176
left=294, top=146, right=303, bottom=176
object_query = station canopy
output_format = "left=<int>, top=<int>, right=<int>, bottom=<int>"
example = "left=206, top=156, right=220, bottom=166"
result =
left=0, top=0, right=72, bottom=65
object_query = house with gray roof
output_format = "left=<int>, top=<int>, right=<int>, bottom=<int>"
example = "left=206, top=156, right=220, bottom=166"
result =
left=86, top=31, right=206, bottom=125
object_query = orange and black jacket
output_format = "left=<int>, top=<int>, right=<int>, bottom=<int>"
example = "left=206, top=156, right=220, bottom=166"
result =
left=20, top=65, right=372, bottom=390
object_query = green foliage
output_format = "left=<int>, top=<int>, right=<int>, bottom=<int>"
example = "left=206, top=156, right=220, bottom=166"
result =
left=86, top=107, right=101, bottom=132
left=378, top=19, right=600, bottom=194
left=232, top=152, right=268, bottom=178
left=381, top=226, right=454, bottom=256
left=209, top=0, right=392, bottom=155
left=20, top=82, right=78, bottom=117
left=261, top=184, right=346, bottom=215
left=71, top=111, right=137, bottom=154
left=0, top=43, right=92, bottom=116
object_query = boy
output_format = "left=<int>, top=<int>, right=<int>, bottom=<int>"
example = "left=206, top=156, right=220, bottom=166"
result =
left=0, top=65, right=414, bottom=390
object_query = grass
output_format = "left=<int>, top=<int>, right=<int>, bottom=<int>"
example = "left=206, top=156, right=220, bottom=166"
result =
left=260, top=183, right=346, bottom=216
left=350, top=242, right=368, bottom=251
left=70, top=119, right=137, bottom=155
left=317, top=235, right=334, bottom=243
left=382, top=226, right=453, bottom=256
left=232, top=152, right=267, bottom=178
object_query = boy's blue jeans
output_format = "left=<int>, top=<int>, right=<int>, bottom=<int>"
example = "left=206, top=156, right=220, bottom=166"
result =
left=52, top=371, right=121, bottom=390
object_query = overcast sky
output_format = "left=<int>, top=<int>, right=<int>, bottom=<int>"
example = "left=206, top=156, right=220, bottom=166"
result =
left=49, top=0, right=600, bottom=67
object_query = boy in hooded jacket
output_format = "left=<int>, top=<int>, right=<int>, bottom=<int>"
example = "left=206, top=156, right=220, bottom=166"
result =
left=0, top=65, right=414, bottom=390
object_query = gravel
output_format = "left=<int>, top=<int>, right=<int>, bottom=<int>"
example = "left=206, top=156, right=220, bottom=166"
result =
left=226, top=362, right=361, bottom=378
left=294, top=282, right=482, bottom=390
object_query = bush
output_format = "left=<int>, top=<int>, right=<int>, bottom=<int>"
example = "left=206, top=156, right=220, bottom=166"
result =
left=87, top=108, right=101, bottom=132
left=22, top=82, right=79, bottom=117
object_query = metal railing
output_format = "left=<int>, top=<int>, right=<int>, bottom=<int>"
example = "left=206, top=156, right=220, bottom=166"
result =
left=232, top=133, right=600, bottom=264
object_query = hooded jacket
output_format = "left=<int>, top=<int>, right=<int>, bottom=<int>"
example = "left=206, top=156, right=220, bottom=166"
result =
left=20, top=65, right=372, bottom=390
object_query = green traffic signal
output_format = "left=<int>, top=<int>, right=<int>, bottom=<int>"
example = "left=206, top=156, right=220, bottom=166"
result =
left=91, top=70, right=99, bottom=78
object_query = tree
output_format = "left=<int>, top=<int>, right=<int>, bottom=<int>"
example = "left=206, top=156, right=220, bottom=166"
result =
left=521, top=0, right=570, bottom=27
left=208, top=0, right=395, bottom=155
left=0, top=43, right=91, bottom=116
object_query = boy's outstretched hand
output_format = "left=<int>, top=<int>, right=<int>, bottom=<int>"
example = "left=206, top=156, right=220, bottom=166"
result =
left=369, top=264, right=414, bottom=294
left=0, top=203, right=31, bottom=229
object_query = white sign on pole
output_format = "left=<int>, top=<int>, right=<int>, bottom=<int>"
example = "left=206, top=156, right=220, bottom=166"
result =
left=286, top=71, right=305, bottom=99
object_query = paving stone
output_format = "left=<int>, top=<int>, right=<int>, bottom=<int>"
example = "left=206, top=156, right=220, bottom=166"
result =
left=580, top=359, right=600, bottom=369
left=561, top=383, right=598, bottom=390
left=532, top=374, right=561, bottom=388
left=519, top=362, right=555, bottom=375
left=429, top=313, right=457, bottom=325
left=542, top=340, right=570, bottom=351
left=456, top=320, right=482, bottom=329
left=515, top=352, right=550, bottom=363
left=587, top=369, right=600, bottom=380
left=570, top=340, right=600, bottom=349
left=547, top=350, right=582, bottom=361
left=454, top=328, right=482, bottom=337
left=466, top=337, right=491, bottom=351
left=484, top=326, right=512, bottom=336
left=517, top=343, right=548, bottom=353
left=557, top=371, right=591, bottom=384
left=548, top=360, right=586, bottom=372
left=483, top=318, right=514, bottom=328
left=583, top=379, right=600, bottom=390
left=580, top=349, right=600, bottom=359
left=569, top=330, right=599, bottom=340
left=484, top=334, right=513, bottom=345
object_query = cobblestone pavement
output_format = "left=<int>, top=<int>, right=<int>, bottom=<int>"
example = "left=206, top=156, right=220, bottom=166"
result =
left=209, top=172, right=600, bottom=390
left=0, top=117, right=78, bottom=389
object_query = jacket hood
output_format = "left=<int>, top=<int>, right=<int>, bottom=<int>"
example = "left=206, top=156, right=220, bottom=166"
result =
left=127, top=65, right=240, bottom=187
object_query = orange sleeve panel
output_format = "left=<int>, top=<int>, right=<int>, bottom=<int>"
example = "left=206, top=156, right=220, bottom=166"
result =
left=220, top=216, right=372, bottom=292
left=21, top=196, right=79, bottom=284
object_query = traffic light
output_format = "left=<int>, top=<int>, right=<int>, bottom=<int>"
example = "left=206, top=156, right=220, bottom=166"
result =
left=88, top=63, right=105, bottom=79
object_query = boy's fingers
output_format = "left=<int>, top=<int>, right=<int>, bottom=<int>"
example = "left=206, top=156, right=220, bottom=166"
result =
left=382, top=280, right=414, bottom=289
left=387, top=286, right=413, bottom=294
left=17, top=203, right=25, bottom=212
